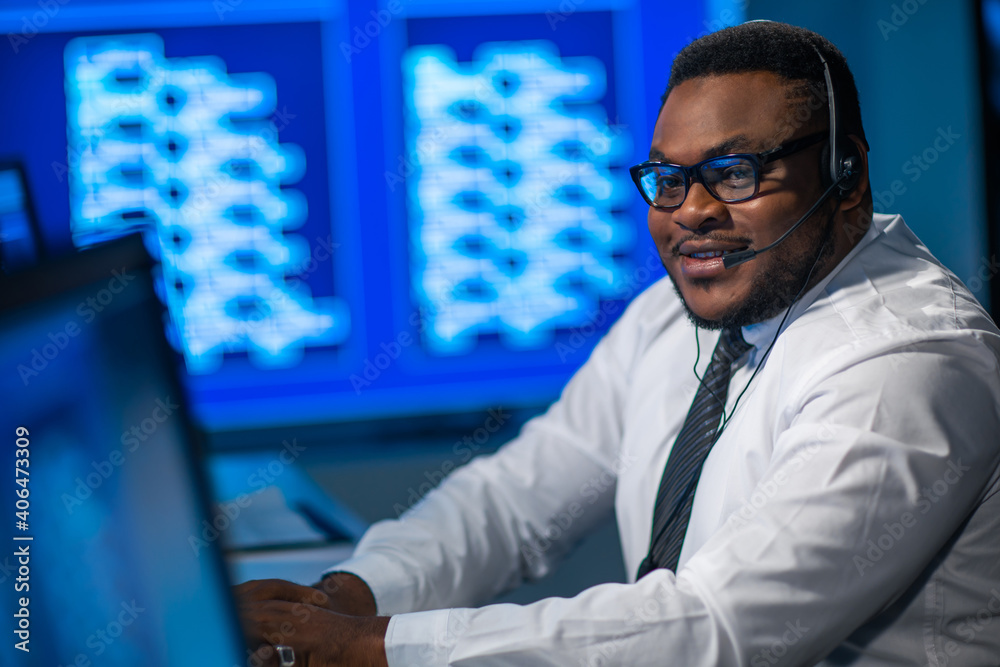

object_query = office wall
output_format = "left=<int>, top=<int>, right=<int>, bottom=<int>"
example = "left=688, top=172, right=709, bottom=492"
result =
left=746, top=0, right=991, bottom=307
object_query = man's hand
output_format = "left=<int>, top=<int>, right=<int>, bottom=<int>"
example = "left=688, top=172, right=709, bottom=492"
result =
left=235, top=579, right=388, bottom=667
left=312, top=572, right=378, bottom=616
left=235, top=574, right=377, bottom=616
left=240, top=599, right=389, bottom=667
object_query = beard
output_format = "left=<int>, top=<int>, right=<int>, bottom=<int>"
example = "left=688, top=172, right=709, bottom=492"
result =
left=667, top=208, right=838, bottom=331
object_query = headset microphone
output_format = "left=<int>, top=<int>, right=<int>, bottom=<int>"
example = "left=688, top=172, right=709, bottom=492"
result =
left=721, top=178, right=843, bottom=269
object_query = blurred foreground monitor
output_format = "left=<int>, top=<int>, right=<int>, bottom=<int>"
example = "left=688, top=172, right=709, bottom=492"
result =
left=0, top=235, right=246, bottom=666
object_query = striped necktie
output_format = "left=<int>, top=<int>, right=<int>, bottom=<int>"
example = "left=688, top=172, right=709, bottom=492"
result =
left=637, top=327, right=752, bottom=579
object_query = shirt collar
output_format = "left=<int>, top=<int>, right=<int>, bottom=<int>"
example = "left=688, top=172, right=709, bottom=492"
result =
left=740, top=213, right=888, bottom=351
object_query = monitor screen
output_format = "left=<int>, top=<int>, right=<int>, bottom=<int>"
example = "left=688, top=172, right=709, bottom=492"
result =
left=0, top=0, right=732, bottom=432
left=0, top=163, right=43, bottom=274
left=0, top=237, right=246, bottom=666
left=979, top=0, right=1000, bottom=317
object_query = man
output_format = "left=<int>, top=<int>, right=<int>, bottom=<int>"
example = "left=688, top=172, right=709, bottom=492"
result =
left=239, top=21, right=1000, bottom=666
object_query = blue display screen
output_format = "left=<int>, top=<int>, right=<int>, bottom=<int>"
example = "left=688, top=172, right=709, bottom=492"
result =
left=0, top=262, right=245, bottom=666
left=0, top=165, right=41, bottom=273
left=981, top=0, right=1000, bottom=317
left=0, top=0, right=723, bottom=432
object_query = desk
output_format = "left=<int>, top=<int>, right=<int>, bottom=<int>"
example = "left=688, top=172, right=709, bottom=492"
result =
left=207, top=451, right=367, bottom=584
left=228, top=543, right=356, bottom=585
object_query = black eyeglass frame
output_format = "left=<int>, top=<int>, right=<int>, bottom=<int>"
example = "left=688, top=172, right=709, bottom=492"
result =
left=629, top=131, right=827, bottom=210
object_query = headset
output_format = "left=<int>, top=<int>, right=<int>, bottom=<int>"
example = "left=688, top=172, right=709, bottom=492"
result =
left=721, top=37, right=862, bottom=270
left=815, top=46, right=861, bottom=196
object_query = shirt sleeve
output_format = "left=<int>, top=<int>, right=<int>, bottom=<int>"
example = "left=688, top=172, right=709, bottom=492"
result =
left=381, top=335, right=1000, bottom=666
left=328, top=296, right=651, bottom=615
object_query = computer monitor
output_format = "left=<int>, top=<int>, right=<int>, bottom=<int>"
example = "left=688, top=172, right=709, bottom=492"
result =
left=0, top=235, right=246, bottom=666
left=978, top=0, right=1000, bottom=317
left=0, top=162, right=44, bottom=274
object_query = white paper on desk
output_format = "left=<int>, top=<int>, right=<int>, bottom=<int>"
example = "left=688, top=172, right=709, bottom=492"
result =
left=217, top=485, right=328, bottom=550
left=228, top=543, right=357, bottom=585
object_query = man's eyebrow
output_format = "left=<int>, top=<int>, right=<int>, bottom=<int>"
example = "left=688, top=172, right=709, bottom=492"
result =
left=706, top=134, right=756, bottom=156
left=647, top=134, right=758, bottom=163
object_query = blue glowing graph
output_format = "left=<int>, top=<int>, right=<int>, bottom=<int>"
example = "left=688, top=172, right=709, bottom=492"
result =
left=403, top=41, right=633, bottom=354
left=63, top=33, right=349, bottom=373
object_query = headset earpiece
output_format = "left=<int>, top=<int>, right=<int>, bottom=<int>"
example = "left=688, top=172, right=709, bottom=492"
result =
left=813, top=45, right=860, bottom=198
left=822, top=141, right=861, bottom=196
left=836, top=150, right=861, bottom=195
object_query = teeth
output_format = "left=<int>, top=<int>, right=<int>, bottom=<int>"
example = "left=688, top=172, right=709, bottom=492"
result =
left=687, top=247, right=747, bottom=259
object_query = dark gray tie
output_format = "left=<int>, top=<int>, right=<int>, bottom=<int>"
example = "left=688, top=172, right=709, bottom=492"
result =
left=637, top=327, right=752, bottom=579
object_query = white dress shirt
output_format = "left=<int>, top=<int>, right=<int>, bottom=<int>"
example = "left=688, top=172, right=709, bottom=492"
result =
left=330, top=214, right=1000, bottom=666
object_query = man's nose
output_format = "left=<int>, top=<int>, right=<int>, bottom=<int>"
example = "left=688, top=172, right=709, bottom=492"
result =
left=671, top=181, right=727, bottom=232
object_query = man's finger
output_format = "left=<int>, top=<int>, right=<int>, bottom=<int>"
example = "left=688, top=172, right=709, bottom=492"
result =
left=241, top=599, right=298, bottom=648
left=233, top=579, right=288, bottom=603
left=240, top=599, right=325, bottom=647
left=248, top=643, right=280, bottom=667
left=234, top=578, right=331, bottom=608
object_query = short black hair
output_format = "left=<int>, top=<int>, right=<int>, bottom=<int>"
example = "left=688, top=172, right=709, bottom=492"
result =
left=664, top=21, right=869, bottom=151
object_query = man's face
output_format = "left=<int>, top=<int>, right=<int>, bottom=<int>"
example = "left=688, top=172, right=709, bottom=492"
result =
left=647, top=71, right=836, bottom=329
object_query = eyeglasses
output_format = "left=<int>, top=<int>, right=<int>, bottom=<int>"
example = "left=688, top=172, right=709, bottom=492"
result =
left=629, top=131, right=827, bottom=210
